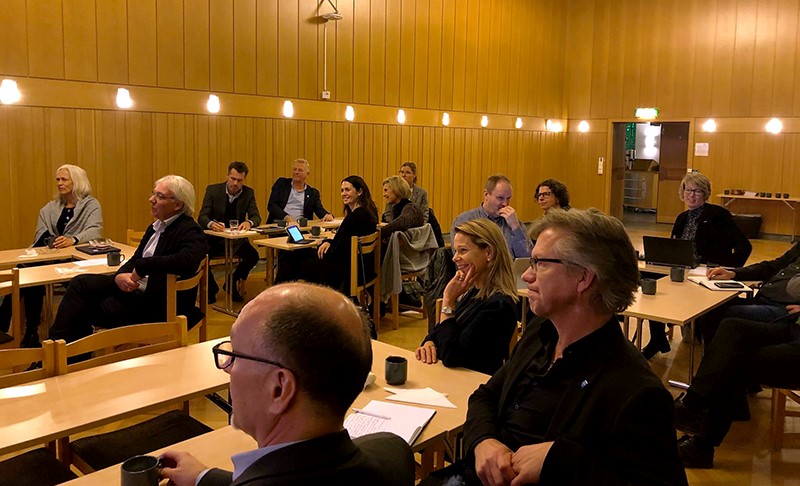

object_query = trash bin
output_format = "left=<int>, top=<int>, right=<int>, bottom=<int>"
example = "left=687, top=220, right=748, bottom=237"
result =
left=732, top=214, right=762, bottom=239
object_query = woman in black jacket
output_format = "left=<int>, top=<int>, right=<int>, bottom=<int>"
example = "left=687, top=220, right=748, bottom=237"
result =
left=643, top=172, right=752, bottom=358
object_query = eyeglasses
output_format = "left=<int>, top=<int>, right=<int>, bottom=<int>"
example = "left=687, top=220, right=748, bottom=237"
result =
left=212, top=340, right=296, bottom=374
left=150, top=191, right=176, bottom=201
left=536, top=191, right=553, bottom=199
left=528, top=257, right=570, bottom=273
left=683, top=189, right=703, bottom=196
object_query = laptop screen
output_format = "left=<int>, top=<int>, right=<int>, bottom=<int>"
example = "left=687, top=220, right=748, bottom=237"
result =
left=286, top=225, right=304, bottom=242
left=642, top=236, right=696, bottom=268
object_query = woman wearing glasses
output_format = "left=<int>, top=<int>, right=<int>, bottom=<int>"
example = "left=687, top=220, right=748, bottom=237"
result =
left=0, top=165, right=103, bottom=347
left=415, top=219, right=518, bottom=375
left=535, top=179, right=570, bottom=214
left=642, top=172, right=752, bottom=358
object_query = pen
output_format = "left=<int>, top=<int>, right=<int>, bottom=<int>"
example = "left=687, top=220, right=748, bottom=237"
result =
left=352, top=408, right=391, bottom=420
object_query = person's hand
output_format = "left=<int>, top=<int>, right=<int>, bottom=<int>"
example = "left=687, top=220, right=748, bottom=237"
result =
left=285, top=215, right=297, bottom=224
left=238, top=221, right=252, bottom=231
left=443, top=266, right=476, bottom=303
left=115, top=273, right=140, bottom=292
left=509, top=442, right=554, bottom=486
left=317, top=242, right=331, bottom=259
left=159, top=450, right=207, bottom=486
left=707, top=267, right=736, bottom=280
left=209, top=221, right=225, bottom=232
left=52, top=236, right=74, bottom=249
left=498, top=206, right=521, bottom=230
left=786, top=304, right=800, bottom=315
left=415, top=341, right=437, bottom=364
left=474, top=438, right=516, bottom=486
left=323, top=213, right=335, bottom=222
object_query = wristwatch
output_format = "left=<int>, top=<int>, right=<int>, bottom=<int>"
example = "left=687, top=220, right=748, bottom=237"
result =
left=441, top=306, right=455, bottom=316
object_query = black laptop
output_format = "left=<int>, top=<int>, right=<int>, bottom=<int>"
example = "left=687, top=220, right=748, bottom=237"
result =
left=285, top=225, right=313, bottom=244
left=74, top=244, right=121, bottom=255
left=642, top=236, right=697, bottom=268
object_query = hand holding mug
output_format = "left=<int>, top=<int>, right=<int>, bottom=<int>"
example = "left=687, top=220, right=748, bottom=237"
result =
left=52, top=235, right=74, bottom=249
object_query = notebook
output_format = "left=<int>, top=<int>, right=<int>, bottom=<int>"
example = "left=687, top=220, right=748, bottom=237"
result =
left=344, top=400, right=436, bottom=445
left=285, top=225, right=313, bottom=244
left=642, top=236, right=697, bottom=268
left=513, top=258, right=530, bottom=289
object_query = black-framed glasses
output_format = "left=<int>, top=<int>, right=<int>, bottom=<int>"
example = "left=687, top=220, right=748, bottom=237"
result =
left=535, top=191, right=553, bottom=199
left=212, top=340, right=296, bottom=374
left=683, top=189, right=703, bottom=196
left=150, top=191, right=176, bottom=201
left=528, top=257, right=569, bottom=273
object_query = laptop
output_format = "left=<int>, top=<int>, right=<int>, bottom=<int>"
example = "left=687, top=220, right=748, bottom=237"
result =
left=74, top=244, right=121, bottom=255
left=513, top=258, right=531, bottom=289
left=642, top=236, right=697, bottom=268
left=285, top=225, right=313, bottom=244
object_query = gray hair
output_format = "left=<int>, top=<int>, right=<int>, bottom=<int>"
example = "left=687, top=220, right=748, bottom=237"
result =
left=679, top=172, right=711, bottom=202
left=382, top=175, right=412, bottom=200
left=293, top=158, right=311, bottom=171
left=155, top=175, right=195, bottom=216
left=55, top=164, right=92, bottom=201
left=529, top=208, right=639, bottom=315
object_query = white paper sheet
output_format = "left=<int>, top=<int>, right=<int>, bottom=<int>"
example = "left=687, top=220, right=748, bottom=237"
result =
left=383, top=387, right=456, bottom=408
left=73, top=259, right=110, bottom=268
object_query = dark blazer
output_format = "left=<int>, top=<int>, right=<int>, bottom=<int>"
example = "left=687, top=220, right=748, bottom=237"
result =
left=267, top=177, right=329, bottom=223
left=198, top=431, right=414, bottom=486
left=118, top=213, right=207, bottom=318
left=198, top=183, right=262, bottom=229
left=422, top=288, right=517, bottom=375
left=463, top=319, right=688, bottom=486
left=672, top=203, right=751, bottom=267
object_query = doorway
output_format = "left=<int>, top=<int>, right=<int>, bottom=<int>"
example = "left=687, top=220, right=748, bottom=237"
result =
left=610, top=122, right=690, bottom=228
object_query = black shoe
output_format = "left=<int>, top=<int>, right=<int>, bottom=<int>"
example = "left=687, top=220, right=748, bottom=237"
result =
left=674, top=394, right=707, bottom=436
left=642, top=333, right=671, bottom=359
left=379, top=301, right=388, bottom=317
left=731, top=394, right=751, bottom=421
left=20, top=329, right=41, bottom=348
left=0, top=330, right=12, bottom=345
left=223, top=280, right=244, bottom=303
left=677, top=435, right=714, bottom=469
left=26, top=361, right=43, bottom=371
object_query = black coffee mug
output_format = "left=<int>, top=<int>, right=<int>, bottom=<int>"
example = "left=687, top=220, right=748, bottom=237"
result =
left=766, top=192, right=773, bottom=198
left=311, top=226, right=321, bottom=237
left=723, top=189, right=730, bottom=195
left=44, top=236, right=56, bottom=249
left=641, top=278, right=657, bottom=295
left=784, top=193, right=790, bottom=199
left=298, top=217, right=308, bottom=227
left=107, top=251, right=125, bottom=266
left=121, top=455, right=160, bottom=486
left=385, top=356, right=408, bottom=386
left=670, top=267, right=685, bottom=282
left=277, top=220, right=287, bottom=228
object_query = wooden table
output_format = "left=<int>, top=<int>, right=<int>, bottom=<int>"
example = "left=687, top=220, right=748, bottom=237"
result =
left=63, top=340, right=489, bottom=484
left=253, top=233, right=333, bottom=287
left=0, top=338, right=229, bottom=456
left=719, top=193, right=799, bottom=242
left=203, top=230, right=260, bottom=316
left=0, top=244, right=137, bottom=271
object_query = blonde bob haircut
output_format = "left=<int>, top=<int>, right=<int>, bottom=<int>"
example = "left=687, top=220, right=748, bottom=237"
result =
left=54, top=164, right=93, bottom=201
left=155, top=175, right=196, bottom=216
left=382, top=175, right=412, bottom=200
left=452, top=218, right=519, bottom=302
left=679, top=172, right=711, bottom=202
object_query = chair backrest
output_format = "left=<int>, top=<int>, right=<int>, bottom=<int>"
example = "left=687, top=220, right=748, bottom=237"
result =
left=0, top=341, right=57, bottom=388
left=53, top=317, right=188, bottom=374
left=167, top=256, right=208, bottom=341
left=348, top=232, right=381, bottom=297
left=126, top=229, right=145, bottom=247
left=0, top=269, right=21, bottom=347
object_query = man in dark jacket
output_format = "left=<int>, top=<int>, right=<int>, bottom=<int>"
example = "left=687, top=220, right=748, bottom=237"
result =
left=266, top=158, right=333, bottom=223
left=423, top=209, right=687, bottom=486
left=48, top=175, right=206, bottom=343
left=198, top=161, right=261, bottom=303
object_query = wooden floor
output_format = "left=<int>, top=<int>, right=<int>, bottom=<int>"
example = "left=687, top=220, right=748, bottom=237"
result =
left=5, top=227, right=800, bottom=484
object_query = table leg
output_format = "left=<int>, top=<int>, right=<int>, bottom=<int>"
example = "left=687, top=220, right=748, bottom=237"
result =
left=212, top=238, right=239, bottom=317
left=635, top=318, right=643, bottom=350
left=623, top=316, right=630, bottom=340
left=265, top=248, right=275, bottom=287
left=668, top=320, right=695, bottom=390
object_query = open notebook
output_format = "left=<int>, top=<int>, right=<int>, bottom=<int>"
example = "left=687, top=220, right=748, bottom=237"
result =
left=344, top=400, right=436, bottom=445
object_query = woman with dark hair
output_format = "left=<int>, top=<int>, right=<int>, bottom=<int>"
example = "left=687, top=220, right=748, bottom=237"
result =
left=276, top=175, right=379, bottom=291
left=535, top=179, right=570, bottom=213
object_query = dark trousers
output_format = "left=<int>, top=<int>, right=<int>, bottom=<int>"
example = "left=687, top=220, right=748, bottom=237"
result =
left=0, top=285, right=46, bottom=333
left=48, top=274, right=160, bottom=343
left=696, top=295, right=789, bottom=346
left=275, top=248, right=348, bottom=292
left=689, top=317, right=800, bottom=445
left=208, top=239, right=260, bottom=296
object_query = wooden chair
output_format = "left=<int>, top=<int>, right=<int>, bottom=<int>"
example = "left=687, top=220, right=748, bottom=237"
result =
left=126, top=228, right=145, bottom=246
left=348, top=232, right=381, bottom=325
left=0, top=269, right=22, bottom=349
left=389, top=269, right=428, bottom=330
left=0, top=340, right=57, bottom=388
left=54, top=316, right=211, bottom=473
left=771, top=388, right=800, bottom=450
left=167, top=256, right=208, bottom=341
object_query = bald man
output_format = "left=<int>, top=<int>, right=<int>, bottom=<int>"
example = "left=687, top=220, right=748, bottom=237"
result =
left=160, top=283, right=414, bottom=486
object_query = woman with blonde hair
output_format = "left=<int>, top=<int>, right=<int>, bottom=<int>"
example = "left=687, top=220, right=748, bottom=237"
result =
left=416, top=219, right=518, bottom=374
left=380, top=175, right=423, bottom=245
left=383, top=161, right=429, bottom=223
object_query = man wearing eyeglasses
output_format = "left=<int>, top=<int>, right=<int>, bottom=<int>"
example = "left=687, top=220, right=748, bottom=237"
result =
left=48, top=175, right=207, bottom=343
left=160, top=283, right=414, bottom=486
left=451, top=174, right=531, bottom=258
left=423, top=209, right=686, bottom=486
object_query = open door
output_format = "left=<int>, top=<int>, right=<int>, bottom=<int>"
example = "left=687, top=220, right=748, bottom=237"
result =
left=655, top=123, right=690, bottom=224
left=610, top=123, right=627, bottom=221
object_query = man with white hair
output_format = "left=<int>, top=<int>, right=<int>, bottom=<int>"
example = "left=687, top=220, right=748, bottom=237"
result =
left=267, top=158, right=334, bottom=223
left=160, top=283, right=414, bottom=485
left=48, top=175, right=207, bottom=342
